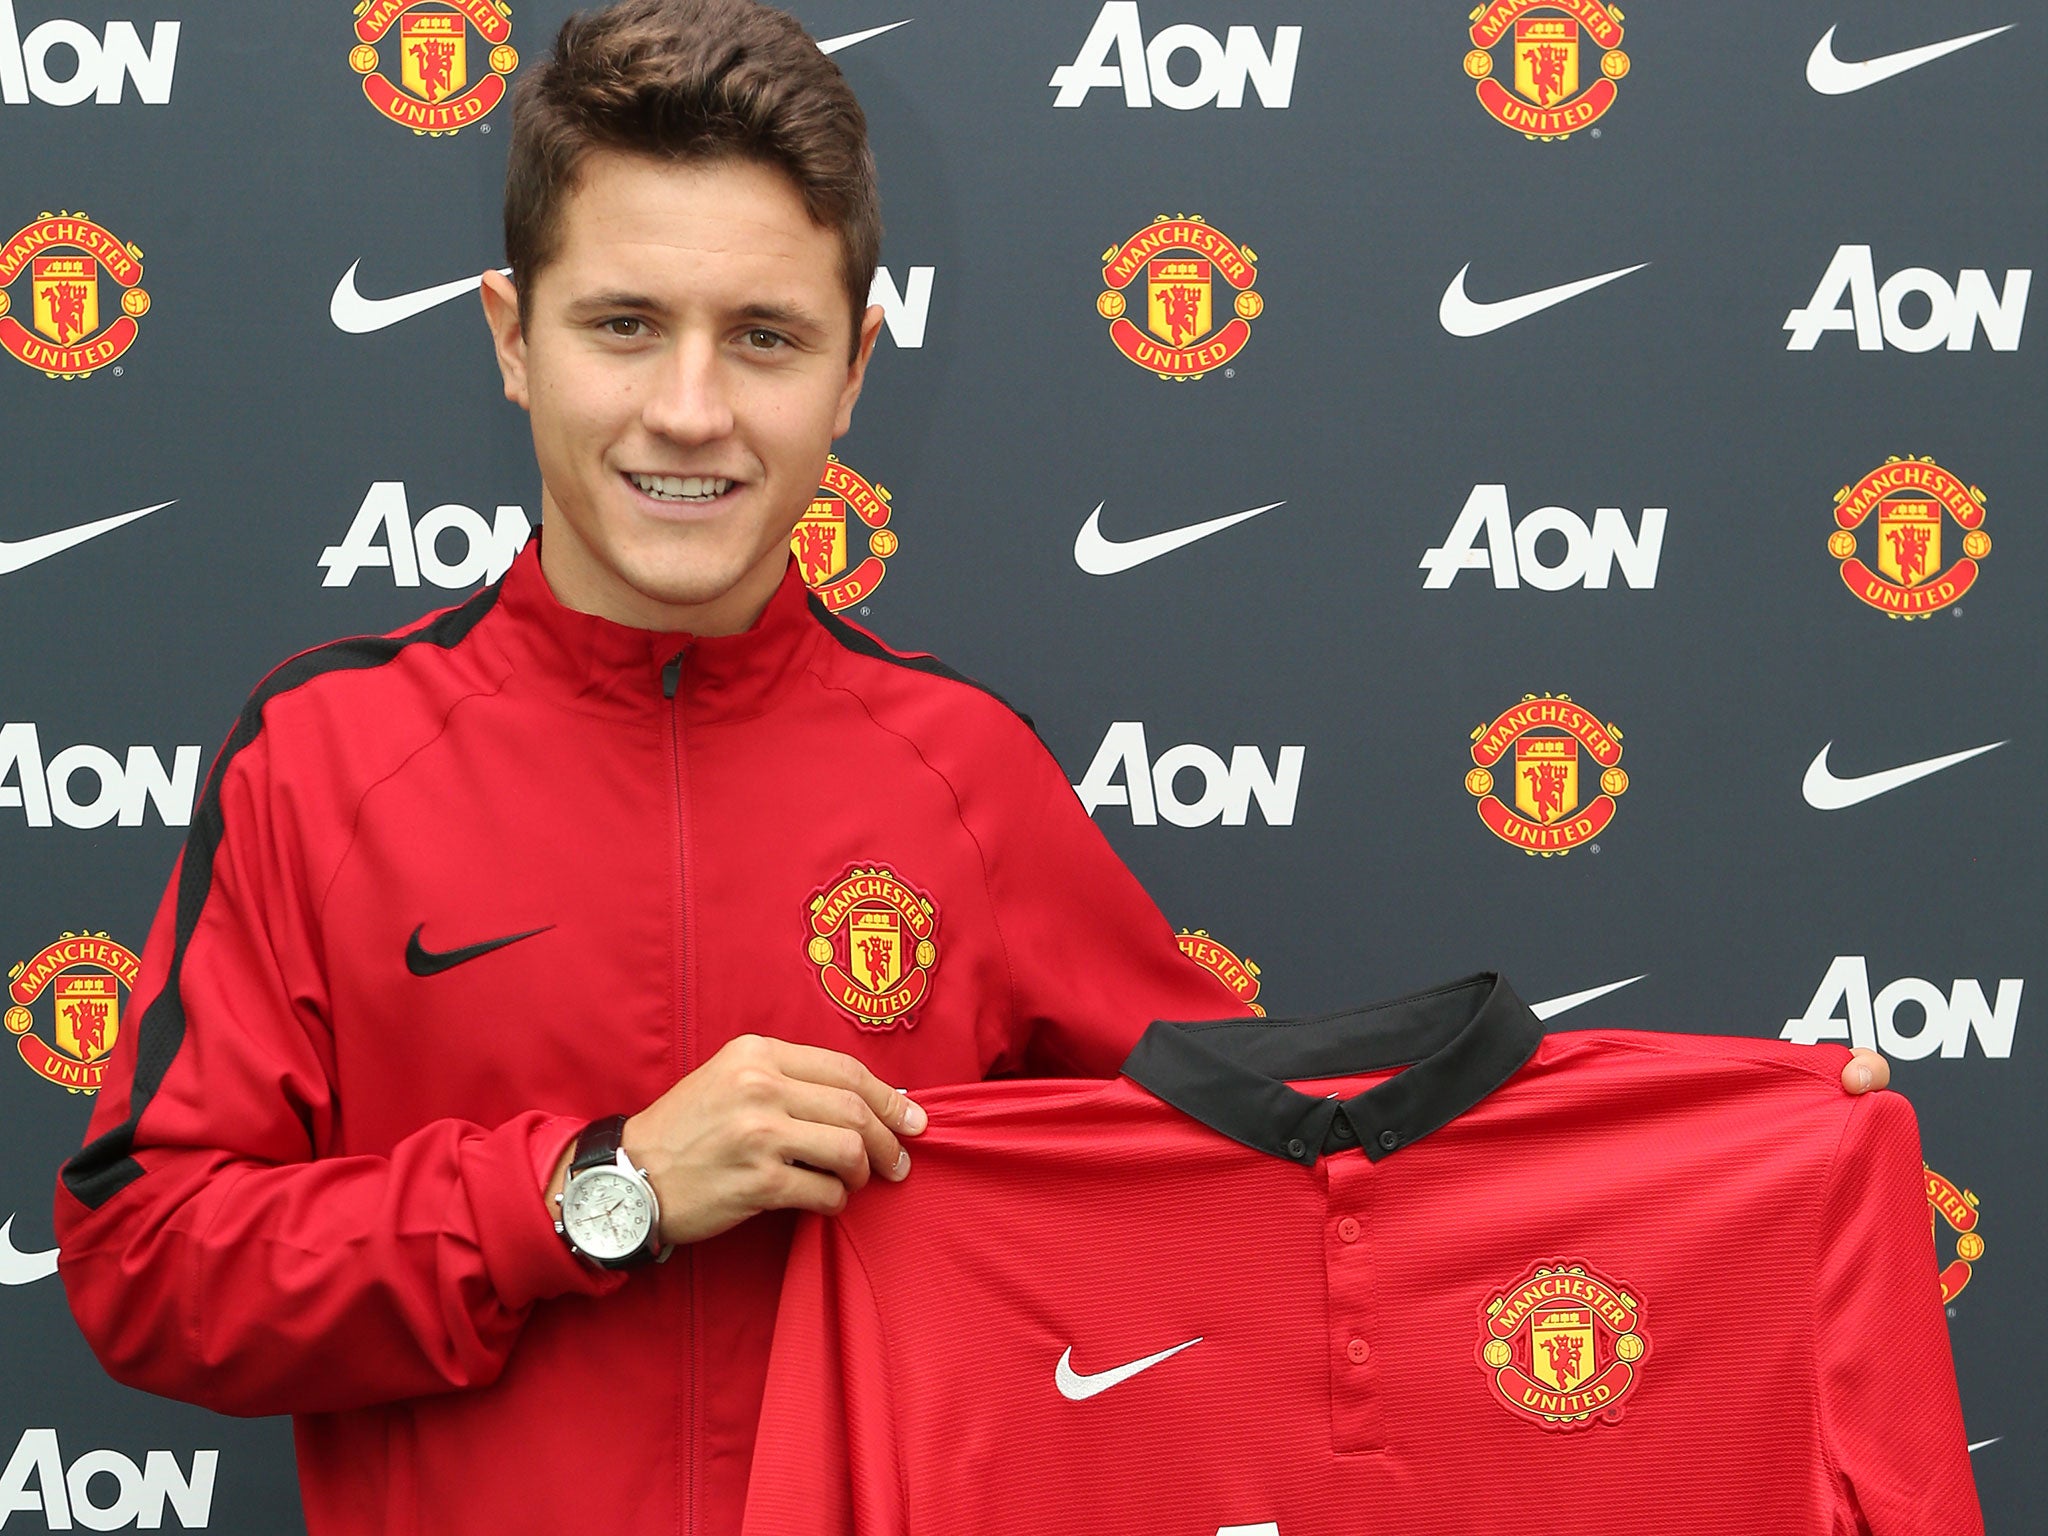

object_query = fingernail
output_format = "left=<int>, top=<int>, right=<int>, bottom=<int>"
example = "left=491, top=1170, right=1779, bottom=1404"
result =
left=902, top=1098, right=927, bottom=1134
left=1854, top=1066, right=1873, bottom=1091
left=891, top=1149, right=911, bottom=1180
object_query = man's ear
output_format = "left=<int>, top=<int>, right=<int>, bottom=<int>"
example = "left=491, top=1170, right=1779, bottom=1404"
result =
left=832, top=303, right=887, bottom=439
left=479, top=269, right=529, bottom=410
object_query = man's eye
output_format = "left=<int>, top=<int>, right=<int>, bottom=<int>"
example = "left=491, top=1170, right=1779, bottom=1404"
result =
left=745, top=328, right=787, bottom=350
left=603, top=317, right=645, bottom=338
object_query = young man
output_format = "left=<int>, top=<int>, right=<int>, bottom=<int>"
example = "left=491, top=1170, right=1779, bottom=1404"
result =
left=54, top=3, right=1886, bottom=1534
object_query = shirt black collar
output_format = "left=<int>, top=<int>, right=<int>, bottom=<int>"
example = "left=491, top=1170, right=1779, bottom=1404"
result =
left=1120, top=972, right=1544, bottom=1167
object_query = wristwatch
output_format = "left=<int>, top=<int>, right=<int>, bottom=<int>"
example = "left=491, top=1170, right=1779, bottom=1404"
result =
left=553, top=1115, right=671, bottom=1269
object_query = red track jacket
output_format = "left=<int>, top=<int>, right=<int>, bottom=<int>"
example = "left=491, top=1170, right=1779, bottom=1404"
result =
left=55, top=542, right=1243, bottom=1536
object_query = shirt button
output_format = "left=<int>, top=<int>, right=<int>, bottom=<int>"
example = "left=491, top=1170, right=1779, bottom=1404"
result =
left=1346, top=1338, right=1370, bottom=1365
left=1331, top=1118, right=1355, bottom=1144
left=1337, top=1217, right=1361, bottom=1243
left=1378, top=1129, right=1400, bottom=1151
left=1286, top=1138, right=1307, bottom=1159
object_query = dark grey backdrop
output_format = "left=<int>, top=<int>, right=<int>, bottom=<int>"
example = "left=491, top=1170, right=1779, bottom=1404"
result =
left=1, top=1, right=2036, bottom=1528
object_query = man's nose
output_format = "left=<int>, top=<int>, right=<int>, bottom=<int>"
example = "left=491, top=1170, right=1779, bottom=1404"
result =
left=642, top=333, right=735, bottom=443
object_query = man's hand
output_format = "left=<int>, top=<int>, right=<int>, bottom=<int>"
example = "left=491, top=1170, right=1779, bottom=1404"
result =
left=1843, top=1046, right=1889, bottom=1094
left=547, top=1036, right=927, bottom=1249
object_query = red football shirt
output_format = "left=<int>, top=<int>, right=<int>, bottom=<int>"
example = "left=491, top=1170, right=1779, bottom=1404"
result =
left=743, top=975, right=1980, bottom=1536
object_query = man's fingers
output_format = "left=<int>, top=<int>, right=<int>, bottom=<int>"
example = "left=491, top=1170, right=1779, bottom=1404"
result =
left=766, top=1163, right=853, bottom=1217
left=1844, top=1047, right=1890, bottom=1094
left=770, top=1042, right=927, bottom=1135
left=782, top=1079, right=910, bottom=1182
left=779, top=1118, right=876, bottom=1191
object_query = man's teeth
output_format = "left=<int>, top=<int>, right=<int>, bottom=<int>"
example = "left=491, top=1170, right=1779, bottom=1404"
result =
left=631, top=473, right=732, bottom=502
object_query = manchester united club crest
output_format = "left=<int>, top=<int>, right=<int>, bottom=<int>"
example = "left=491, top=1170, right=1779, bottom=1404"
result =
left=1828, top=457, right=1990, bottom=619
left=0, top=212, right=149, bottom=379
left=1926, top=1166, right=1985, bottom=1304
left=349, top=0, right=518, bottom=136
left=806, top=866, right=940, bottom=1030
left=1098, top=215, right=1262, bottom=380
left=6, top=931, right=139, bottom=1093
left=1480, top=1260, right=1649, bottom=1429
left=791, top=457, right=897, bottom=611
left=1463, top=1, right=1628, bottom=141
left=1177, top=929, right=1265, bottom=1016
left=1467, top=694, right=1626, bottom=856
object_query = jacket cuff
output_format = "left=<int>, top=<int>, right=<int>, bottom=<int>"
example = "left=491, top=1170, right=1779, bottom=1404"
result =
left=467, top=1112, right=627, bottom=1311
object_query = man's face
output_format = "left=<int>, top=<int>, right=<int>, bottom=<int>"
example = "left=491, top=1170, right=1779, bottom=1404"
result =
left=482, top=151, right=882, bottom=634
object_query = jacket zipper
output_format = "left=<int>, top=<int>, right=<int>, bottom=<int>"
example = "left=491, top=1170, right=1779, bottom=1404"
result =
left=661, top=648, right=696, bottom=1535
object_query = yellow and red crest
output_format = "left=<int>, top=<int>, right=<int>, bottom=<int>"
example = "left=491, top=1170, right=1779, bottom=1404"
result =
left=6, top=931, right=140, bottom=1093
left=0, top=212, right=148, bottom=379
left=1467, top=694, right=1626, bottom=856
left=1463, top=0, right=1628, bottom=141
left=1177, top=929, right=1265, bottom=1016
left=1828, top=457, right=1989, bottom=619
left=805, top=866, right=940, bottom=1030
left=350, top=0, right=518, bottom=136
left=1926, top=1166, right=1984, bottom=1304
left=1098, top=215, right=1262, bottom=380
left=793, top=457, right=898, bottom=611
left=1479, top=1260, right=1649, bottom=1429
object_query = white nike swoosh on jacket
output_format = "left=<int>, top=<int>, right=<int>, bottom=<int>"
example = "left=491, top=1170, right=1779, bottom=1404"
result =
left=0, top=1216, right=58, bottom=1286
left=1055, top=1337, right=1203, bottom=1401
left=329, top=261, right=510, bottom=334
left=1806, top=24, right=2014, bottom=95
left=1438, top=262, right=1648, bottom=337
left=0, top=501, right=175, bottom=577
left=1074, top=500, right=1285, bottom=575
left=1801, top=741, right=2005, bottom=810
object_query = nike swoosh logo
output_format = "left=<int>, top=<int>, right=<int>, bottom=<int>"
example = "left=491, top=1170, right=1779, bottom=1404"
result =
left=1806, top=25, right=2014, bottom=95
left=1074, top=500, right=1285, bottom=575
left=817, top=20, right=912, bottom=55
left=1530, top=976, right=1645, bottom=1022
left=0, top=501, right=174, bottom=577
left=405, top=923, right=553, bottom=977
left=1969, top=1438, right=2001, bottom=1453
left=0, top=1216, right=58, bottom=1286
left=330, top=261, right=511, bottom=334
left=1439, top=262, right=1649, bottom=337
left=1801, top=741, right=2005, bottom=811
left=1055, top=1336, right=1202, bottom=1401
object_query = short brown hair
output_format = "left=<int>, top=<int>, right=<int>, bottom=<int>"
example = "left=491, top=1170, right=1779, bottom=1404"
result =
left=504, top=0, right=881, bottom=348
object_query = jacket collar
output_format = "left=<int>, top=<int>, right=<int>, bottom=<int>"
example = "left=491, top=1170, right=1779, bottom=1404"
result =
left=1120, top=973, right=1544, bottom=1166
left=489, top=537, right=824, bottom=719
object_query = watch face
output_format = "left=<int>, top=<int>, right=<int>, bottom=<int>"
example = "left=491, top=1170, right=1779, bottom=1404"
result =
left=563, top=1167, right=653, bottom=1262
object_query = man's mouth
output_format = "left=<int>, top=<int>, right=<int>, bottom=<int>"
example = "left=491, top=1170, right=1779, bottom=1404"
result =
left=628, top=473, right=733, bottom=504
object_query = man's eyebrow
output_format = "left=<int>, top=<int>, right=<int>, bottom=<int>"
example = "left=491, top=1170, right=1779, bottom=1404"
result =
left=565, top=290, right=665, bottom=315
left=734, top=300, right=830, bottom=334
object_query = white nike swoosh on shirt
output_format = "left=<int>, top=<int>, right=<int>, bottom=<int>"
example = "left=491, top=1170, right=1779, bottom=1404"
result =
left=1438, top=262, right=1648, bottom=337
left=1801, top=741, right=2005, bottom=811
left=1806, top=24, right=2014, bottom=95
left=1056, top=1336, right=1203, bottom=1401
left=0, top=500, right=175, bottom=577
left=1969, top=1438, right=2001, bottom=1453
left=0, top=1216, right=58, bottom=1286
left=817, top=19, right=912, bottom=55
left=329, top=261, right=511, bottom=334
left=1074, top=500, right=1285, bottom=575
left=1530, top=977, right=1646, bottom=1022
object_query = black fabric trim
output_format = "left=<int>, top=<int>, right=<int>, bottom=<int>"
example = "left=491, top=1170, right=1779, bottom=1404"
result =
left=1120, top=973, right=1544, bottom=1166
left=807, top=594, right=1036, bottom=734
left=61, top=584, right=505, bottom=1211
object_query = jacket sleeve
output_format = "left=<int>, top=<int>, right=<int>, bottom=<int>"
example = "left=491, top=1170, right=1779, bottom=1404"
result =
left=52, top=712, right=621, bottom=1419
left=1814, top=1090, right=1983, bottom=1534
left=979, top=726, right=1250, bottom=1078
left=741, top=1213, right=900, bottom=1536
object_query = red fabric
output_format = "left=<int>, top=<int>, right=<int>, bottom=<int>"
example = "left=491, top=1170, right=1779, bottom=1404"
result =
left=743, top=1033, right=1982, bottom=1536
left=53, top=541, right=1244, bottom=1536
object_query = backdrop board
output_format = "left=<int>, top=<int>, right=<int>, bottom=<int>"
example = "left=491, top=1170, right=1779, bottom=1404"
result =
left=0, top=2, right=2037, bottom=1529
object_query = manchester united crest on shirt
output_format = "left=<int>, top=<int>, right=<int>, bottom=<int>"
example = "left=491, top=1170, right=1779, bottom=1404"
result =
left=5, top=931, right=139, bottom=1093
left=0, top=212, right=149, bottom=379
left=1828, top=457, right=1989, bottom=619
left=1467, top=694, right=1626, bottom=856
left=1098, top=215, right=1262, bottom=380
left=1480, top=1259, right=1649, bottom=1429
left=1926, top=1166, right=1984, bottom=1304
left=791, top=457, right=897, bottom=612
left=806, top=866, right=939, bottom=1031
left=1463, top=1, right=1628, bottom=141
left=348, top=0, right=519, bottom=136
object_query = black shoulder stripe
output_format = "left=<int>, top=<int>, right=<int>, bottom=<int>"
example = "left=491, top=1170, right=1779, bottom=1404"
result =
left=62, top=583, right=504, bottom=1211
left=806, top=593, right=1037, bottom=735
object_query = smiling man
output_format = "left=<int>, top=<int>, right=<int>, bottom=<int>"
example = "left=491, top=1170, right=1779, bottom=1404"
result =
left=52, top=3, right=1888, bottom=1534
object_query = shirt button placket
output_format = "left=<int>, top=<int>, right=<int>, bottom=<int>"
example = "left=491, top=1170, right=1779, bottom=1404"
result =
left=1323, top=1153, right=1383, bottom=1452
